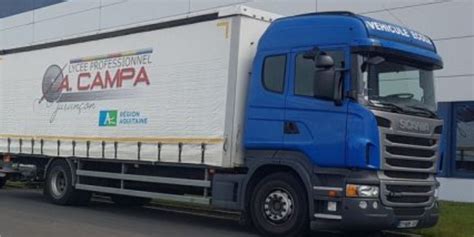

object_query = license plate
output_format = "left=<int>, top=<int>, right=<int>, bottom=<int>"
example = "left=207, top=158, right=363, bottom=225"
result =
left=397, top=220, right=419, bottom=228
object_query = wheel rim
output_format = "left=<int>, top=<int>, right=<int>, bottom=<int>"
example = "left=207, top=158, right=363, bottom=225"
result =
left=50, top=169, right=67, bottom=198
left=263, top=189, right=295, bottom=224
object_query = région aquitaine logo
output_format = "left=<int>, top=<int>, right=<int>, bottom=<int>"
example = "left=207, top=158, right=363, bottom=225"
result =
left=99, top=110, right=118, bottom=127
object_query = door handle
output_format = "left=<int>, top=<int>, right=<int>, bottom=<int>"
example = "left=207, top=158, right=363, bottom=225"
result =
left=284, top=121, right=299, bottom=134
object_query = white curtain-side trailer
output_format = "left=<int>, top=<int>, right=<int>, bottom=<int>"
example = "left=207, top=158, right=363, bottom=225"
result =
left=0, top=6, right=277, bottom=204
left=0, top=6, right=276, bottom=168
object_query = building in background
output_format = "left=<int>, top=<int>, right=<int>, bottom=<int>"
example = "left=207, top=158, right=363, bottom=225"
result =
left=0, top=0, right=473, bottom=202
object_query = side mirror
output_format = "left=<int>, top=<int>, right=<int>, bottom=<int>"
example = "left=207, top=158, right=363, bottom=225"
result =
left=303, top=49, right=335, bottom=68
left=315, top=54, right=335, bottom=68
left=313, top=54, right=342, bottom=105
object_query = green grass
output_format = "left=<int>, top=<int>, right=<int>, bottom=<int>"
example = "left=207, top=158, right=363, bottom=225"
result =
left=5, top=181, right=42, bottom=189
left=412, top=201, right=474, bottom=237
left=5, top=181, right=27, bottom=189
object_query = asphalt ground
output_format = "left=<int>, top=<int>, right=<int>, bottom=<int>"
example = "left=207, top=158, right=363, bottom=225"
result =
left=0, top=188, right=418, bottom=237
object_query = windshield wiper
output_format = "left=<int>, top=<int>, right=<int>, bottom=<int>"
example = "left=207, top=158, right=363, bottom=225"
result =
left=368, top=100, right=405, bottom=113
left=405, top=105, right=437, bottom=118
left=369, top=100, right=437, bottom=118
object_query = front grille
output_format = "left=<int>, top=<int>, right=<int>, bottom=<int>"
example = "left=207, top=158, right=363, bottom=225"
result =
left=384, top=171, right=430, bottom=180
left=387, top=196, right=430, bottom=204
left=386, top=159, right=433, bottom=169
left=393, top=208, right=425, bottom=217
left=386, top=147, right=435, bottom=158
left=381, top=181, right=435, bottom=207
left=382, top=128, right=439, bottom=174
left=381, top=131, right=438, bottom=207
left=375, top=111, right=442, bottom=208
left=386, top=185, right=432, bottom=193
left=386, top=134, right=436, bottom=147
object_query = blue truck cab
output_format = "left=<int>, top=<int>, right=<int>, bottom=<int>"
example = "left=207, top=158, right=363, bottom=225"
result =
left=242, top=12, right=443, bottom=235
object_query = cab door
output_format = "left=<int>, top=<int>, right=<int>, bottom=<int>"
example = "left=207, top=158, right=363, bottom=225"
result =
left=284, top=46, right=349, bottom=167
left=245, top=51, right=289, bottom=150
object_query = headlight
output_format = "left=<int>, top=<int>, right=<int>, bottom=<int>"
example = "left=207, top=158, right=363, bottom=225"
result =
left=346, top=184, right=379, bottom=198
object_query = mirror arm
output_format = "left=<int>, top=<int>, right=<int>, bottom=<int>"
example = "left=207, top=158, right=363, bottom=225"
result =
left=346, top=90, right=358, bottom=101
left=334, top=84, right=343, bottom=106
left=303, top=47, right=320, bottom=60
left=334, top=69, right=344, bottom=106
left=335, top=68, right=349, bottom=72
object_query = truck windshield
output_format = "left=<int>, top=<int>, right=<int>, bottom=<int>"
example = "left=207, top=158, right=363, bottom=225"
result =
left=358, top=56, right=437, bottom=118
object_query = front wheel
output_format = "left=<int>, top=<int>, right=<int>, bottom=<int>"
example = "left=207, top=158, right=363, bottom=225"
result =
left=250, top=172, right=309, bottom=237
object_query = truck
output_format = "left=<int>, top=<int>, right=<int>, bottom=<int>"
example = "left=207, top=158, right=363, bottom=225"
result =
left=0, top=5, right=443, bottom=236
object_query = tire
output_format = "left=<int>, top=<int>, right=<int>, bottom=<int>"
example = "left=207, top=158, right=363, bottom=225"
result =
left=44, top=159, right=91, bottom=206
left=111, top=195, right=151, bottom=207
left=0, top=177, right=6, bottom=189
left=249, top=172, right=309, bottom=237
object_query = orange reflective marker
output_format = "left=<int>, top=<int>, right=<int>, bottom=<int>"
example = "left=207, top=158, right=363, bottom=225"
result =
left=346, top=185, right=359, bottom=198
left=328, top=190, right=337, bottom=197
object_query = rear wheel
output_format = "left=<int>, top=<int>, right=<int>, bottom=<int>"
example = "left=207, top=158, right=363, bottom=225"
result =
left=44, top=159, right=91, bottom=205
left=250, top=172, right=309, bottom=237
left=111, top=195, right=151, bottom=206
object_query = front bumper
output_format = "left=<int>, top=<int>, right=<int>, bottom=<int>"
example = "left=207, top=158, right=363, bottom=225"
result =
left=311, top=198, right=439, bottom=231
left=310, top=169, right=439, bottom=231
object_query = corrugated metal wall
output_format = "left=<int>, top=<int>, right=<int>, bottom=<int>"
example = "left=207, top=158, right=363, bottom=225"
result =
left=0, top=0, right=64, bottom=18
left=0, top=0, right=473, bottom=102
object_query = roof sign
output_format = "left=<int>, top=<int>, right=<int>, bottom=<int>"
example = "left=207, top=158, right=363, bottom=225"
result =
left=360, top=16, right=435, bottom=51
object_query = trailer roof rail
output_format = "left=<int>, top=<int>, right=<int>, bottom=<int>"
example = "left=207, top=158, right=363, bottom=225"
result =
left=291, top=11, right=357, bottom=18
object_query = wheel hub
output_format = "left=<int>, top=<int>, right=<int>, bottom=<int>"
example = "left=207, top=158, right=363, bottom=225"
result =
left=263, top=189, right=294, bottom=223
left=51, top=170, right=67, bottom=198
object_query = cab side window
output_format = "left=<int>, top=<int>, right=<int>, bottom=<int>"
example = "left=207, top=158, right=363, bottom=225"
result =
left=263, top=55, right=286, bottom=93
left=294, top=51, right=344, bottom=97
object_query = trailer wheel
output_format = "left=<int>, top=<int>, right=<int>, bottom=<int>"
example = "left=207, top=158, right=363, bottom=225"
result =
left=250, top=172, right=309, bottom=237
left=0, top=177, right=6, bottom=189
left=111, top=195, right=151, bottom=207
left=44, top=159, right=91, bottom=205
